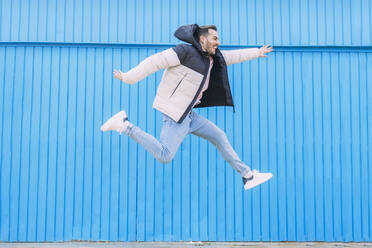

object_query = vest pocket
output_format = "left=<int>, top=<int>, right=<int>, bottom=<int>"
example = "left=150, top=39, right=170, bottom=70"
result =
left=170, top=74, right=187, bottom=97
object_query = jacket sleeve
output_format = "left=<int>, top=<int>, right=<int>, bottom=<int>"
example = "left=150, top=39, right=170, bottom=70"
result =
left=120, top=48, right=181, bottom=84
left=221, top=48, right=260, bottom=66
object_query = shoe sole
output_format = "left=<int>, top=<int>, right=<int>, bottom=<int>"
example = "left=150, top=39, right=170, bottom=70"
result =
left=244, top=173, right=273, bottom=190
left=100, top=111, right=127, bottom=131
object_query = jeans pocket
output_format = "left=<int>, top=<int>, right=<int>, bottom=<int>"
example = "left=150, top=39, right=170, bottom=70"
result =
left=162, top=114, right=174, bottom=125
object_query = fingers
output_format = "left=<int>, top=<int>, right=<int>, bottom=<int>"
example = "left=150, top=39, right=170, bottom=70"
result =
left=113, top=69, right=123, bottom=80
left=113, top=69, right=122, bottom=75
left=265, top=44, right=273, bottom=50
left=261, top=44, right=273, bottom=53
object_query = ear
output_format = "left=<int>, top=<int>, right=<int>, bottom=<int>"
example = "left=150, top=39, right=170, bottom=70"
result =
left=199, top=35, right=205, bottom=43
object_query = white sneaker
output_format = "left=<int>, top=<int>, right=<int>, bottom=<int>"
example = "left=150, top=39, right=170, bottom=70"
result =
left=100, top=110, right=128, bottom=134
left=243, top=169, right=272, bottom=190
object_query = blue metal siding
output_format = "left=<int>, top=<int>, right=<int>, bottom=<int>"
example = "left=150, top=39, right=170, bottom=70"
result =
left=0, top=0, right=371, bottom=242
left=1, top=0, right=371, bottom=45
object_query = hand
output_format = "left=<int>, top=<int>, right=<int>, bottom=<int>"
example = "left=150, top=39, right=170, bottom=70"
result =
left=113, top=69, right=124, bottom=81
left=259, top=44, right=273, bottom=57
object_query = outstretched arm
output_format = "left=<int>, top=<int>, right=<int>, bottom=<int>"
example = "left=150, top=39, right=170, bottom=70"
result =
left=113, top=48, right=181, bottom=84
left=221, top=44, right=273, bottom=65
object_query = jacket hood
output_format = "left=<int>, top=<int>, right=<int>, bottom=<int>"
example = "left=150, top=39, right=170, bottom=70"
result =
left=174, top=24, right=206, bottom=54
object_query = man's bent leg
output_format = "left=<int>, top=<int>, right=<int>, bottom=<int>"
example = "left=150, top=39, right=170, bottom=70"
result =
left=124, top=114, right=191, bottom=164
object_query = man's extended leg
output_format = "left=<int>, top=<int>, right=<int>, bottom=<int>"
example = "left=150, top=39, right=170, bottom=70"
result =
left=101, top=110, right=191, bottom=163
left=188, top=111, right=252, bottom=177
left=189, top=111, right=272, bottom=190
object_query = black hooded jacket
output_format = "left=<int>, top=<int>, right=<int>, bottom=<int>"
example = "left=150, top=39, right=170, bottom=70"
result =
left=173, top=24, right=235, bottom=118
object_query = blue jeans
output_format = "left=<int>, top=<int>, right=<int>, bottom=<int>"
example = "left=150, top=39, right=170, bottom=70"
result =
left=124, top=111, right=251, bottom=177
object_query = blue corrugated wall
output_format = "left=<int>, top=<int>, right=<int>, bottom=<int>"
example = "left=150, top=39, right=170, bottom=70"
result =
left=0, top=0, right=371, bottom=242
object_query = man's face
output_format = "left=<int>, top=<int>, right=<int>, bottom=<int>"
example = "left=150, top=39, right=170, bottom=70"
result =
left=200, top=29, right=220, bottom=55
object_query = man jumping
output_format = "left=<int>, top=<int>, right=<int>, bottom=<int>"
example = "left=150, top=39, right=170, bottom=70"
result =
left=101, top=24, right=273, bottom=190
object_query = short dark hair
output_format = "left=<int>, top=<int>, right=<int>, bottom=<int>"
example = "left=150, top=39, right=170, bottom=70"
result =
left=198, top=25, right=217, bottom=38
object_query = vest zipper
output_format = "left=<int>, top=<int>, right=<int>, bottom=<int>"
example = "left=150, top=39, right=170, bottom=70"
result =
left=170, top=74, right=187, bottom=97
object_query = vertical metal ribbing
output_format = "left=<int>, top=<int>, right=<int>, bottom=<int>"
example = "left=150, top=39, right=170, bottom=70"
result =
left=320, top=52, right=326, bottom=240
left=337, top=52, right=343, bottom=238
left=145, top=49, right=149, bottom=241
left=370, top=0, right=372, bottom=44
left=117, top=48, right=121, bottom=241
left=357, top=53, right=363, bottom=239
left=64, top=0, right=68, bottom=42
left=153, top=58, right=157, bottom=241
left=349, top=53, right=354, bottom=240
left=279, top=0, right=283, bottom=44
left=311, top=51, right=316, bottom=240
left=257, top=58, right=262, bottom=240
left=8, top=47, right=16, bottom=241
left=80, top=47, right=87, bottom=239
left=27, top=47, right=35, bottom=240
left=17, top=0, right=21, bottom=41
left=274, top=52, right=279, bottom=240
left=43, top=47, right=50, bottom=241
left=366, top=53, right=371, bottom=240
left=89, top=48, right=96, bottom=239
left=136, top=49, right=140, bottom=241
left=283, top=52, right=288, bottom=240
left=108, top=48, right=112, bottom=240
left=35, top=46, right=44, bottom=240
left=248, top=61, right=253, bottom=240
left=359, top=0, right=362, bottom=44
left=291, top=52, right=297, bottom=240
left=0, top=0, right=2, bottom=41
left=72, top=47, right=79, bottom=239
left=300, top=52, right=305, bottom=239
left=98, top=47, right=103, bottom=240
left=53, top=0, right=57, bottom=41
left=329, top=52, right=335, bottom=239
left=16, top=47, right=26, bottom=240
left=125, top=49, right=130, bottom=241
left=62, top=47, right=69, bottom=239
left=9, top=0, right=13, bottom=40
left=98, top=0, right=102, bottom=43
left=72, top=0, right=76, bottom=42
left=266, top=51, right=272, bottom=240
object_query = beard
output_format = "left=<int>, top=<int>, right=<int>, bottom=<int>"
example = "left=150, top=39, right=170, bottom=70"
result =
left=202, top=40, right=217, bottom=55
left=206, top=43, right=216, bottom=55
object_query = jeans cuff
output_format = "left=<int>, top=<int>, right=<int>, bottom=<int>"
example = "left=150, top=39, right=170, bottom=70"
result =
left=123, top=123, right=135, bottom=136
